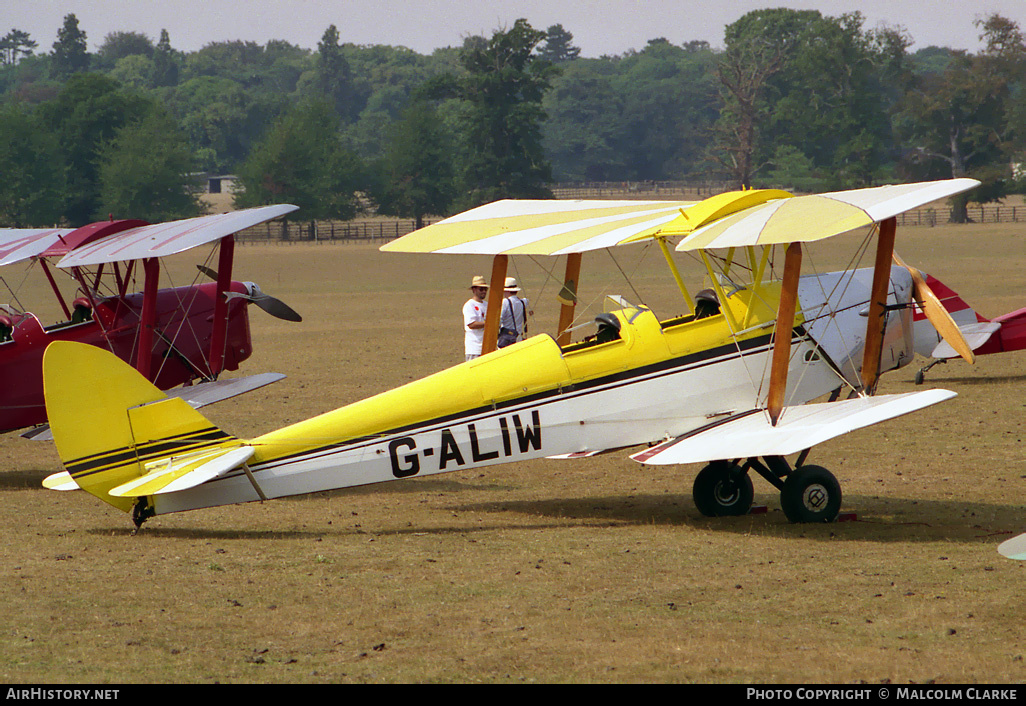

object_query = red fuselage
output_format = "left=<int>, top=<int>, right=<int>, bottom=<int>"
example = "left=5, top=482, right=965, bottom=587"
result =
left=0, top=281, right=253, bottom=432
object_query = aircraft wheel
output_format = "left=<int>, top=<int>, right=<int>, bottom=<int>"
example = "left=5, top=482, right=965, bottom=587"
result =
left=692, top=461, right=754, bottom=517
left=780, top=465, right=841, bottom=523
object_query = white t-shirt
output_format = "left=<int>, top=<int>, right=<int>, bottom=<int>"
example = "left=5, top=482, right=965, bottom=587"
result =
left=463, top=297, right=487, bottom=355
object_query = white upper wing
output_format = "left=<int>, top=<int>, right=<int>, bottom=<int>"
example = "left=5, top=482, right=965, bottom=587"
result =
left=675, top=179, right=980, bottom=252
left=380, top=199, right=697, bottom=255
left=0, top=229, right=75, bottom=266
left=57, top=205, right=298, bottom=267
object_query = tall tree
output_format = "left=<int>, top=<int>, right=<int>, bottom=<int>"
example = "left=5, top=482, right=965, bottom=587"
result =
left=152, top=29, right=180, bottom=87
left=614, top=39, right=720, bottom=180
left=542, top=58, right=625, bottom=180
left=711, top=8, right=814, bottom=188
left=234, top=100, right=363, bottom=221
left=96, top=31, right=154, bottom=68
left=315, top=24, right=358, bottom=121
left=536, top=24, right=581, bottom=64
left=0, top=29, right=37, bottom=65
left=712, top=9, right=903, bottom=189
left=51, top=13, right=89, bottom=77
left=897, top=15, right=1025, bottom=218
left=96, top=108, right=202, bottom=221
left=0, top=106, right=66, bottom=226
left=429, top=19, right=557, bottom=208
left=371, top=101, right=456, bottom=227
left=38, top=73, right=151, bottom=225
left=169, top=75, right=281, bottom=173
left=763, top=12, right=901, bottom=187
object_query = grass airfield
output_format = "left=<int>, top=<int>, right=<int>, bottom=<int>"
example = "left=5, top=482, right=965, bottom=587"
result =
left=0, top=220, right=1024, bottom=683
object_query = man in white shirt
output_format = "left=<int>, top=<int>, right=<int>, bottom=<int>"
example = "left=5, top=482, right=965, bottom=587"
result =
left=463, top=275, right=488, bottom=360
left=498, top=277, right=531, bottom=348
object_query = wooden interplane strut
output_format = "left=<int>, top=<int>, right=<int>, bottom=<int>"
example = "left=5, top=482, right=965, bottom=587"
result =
left=556, top=252, right=582, bottom=347
left=481, top=254, right=508, bottom=355
left=861, top=217, right=897, bottom=394
left=768, top=242, right=802, bottom=425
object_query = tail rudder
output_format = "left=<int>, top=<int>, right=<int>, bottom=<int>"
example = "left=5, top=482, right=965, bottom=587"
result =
left=43, top=342, right=239, bottom=515
left=920, top=275, right=987, bottom=323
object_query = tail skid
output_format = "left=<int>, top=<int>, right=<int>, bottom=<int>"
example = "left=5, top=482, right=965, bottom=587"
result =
left=43, top=342, right=248, bottom=525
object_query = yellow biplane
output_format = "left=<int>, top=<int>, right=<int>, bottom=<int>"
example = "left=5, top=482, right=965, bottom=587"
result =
left=41, top=179, right=979, bottom=529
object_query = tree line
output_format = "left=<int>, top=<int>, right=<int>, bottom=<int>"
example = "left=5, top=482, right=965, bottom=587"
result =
left=1, top=9, right=1023, bottom=228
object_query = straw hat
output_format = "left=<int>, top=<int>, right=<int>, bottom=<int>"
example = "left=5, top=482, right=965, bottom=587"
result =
left=504, top=277, right=521, bottom=293
left=469, top=275, right=488, bottom=289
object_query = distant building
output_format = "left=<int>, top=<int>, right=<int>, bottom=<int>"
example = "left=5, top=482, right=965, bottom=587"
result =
left=206, top=175, right=239, bottom=194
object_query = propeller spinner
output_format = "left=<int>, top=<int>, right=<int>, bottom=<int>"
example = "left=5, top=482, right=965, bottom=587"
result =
left=198, top=265, right=303, bottom=322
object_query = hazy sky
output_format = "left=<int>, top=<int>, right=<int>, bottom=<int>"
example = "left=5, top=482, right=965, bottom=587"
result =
left=7, top=0, right=1025, bottom=57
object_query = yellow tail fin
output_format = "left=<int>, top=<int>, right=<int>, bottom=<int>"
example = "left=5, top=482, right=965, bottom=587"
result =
left=43, top=342, right=238, bottom=515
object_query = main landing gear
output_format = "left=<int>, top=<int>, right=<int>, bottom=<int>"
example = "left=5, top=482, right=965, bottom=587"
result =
left=691, top=454, right=842, bottom=523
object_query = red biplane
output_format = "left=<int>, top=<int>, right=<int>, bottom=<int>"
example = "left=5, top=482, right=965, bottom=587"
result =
left=0, top=205, right=300, bottom=436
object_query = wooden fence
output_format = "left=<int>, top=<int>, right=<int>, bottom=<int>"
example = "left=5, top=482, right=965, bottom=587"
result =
left=236, top=218, right=441, bottom=244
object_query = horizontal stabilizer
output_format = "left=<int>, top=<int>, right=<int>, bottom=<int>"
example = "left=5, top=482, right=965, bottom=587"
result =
left=166, top=373, right=286, bottom=409
left=631, top=390, right=956, bottom=465
left=25, top=373, right=283, bottom=443
left=21, top=425, right=54, bottom=441
left=42, top=471, right=78, bottom=491
left=998, top=533, right=1026, bottom=561
left=108, top=445, right=254, bottom=497
left=931, top=322, right=1001, bottom=359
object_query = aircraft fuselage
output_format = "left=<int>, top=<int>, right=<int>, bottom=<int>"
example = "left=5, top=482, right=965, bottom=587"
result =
left=152, top=267, right=916, bottom=516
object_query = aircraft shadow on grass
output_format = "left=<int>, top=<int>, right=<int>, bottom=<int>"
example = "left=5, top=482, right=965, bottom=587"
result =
left=450, top=492, right=1025, bottom=546
left=75, top=482, right=1024, bottom=545
left=0, top=470, right=59, bottom=490
left=899, top=373, right=1026, bottom=388
left=86, top=526, right=323, bottom=541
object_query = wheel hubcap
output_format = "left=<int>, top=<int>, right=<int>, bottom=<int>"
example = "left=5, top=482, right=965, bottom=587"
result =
left=802, top=483, right=829, bottom=511
left=714, top=481, right=740, bottom=505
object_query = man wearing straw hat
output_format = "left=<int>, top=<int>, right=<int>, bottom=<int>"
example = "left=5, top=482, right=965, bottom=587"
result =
left=498, top=277, right=532, bottom=348
left=463, top=275, right=489, bottom=361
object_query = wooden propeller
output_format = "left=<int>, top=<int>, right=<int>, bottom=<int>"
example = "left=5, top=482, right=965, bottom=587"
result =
left=197, top=265, right=303, bottom=322
left=892, top=251, right=974, bottom=364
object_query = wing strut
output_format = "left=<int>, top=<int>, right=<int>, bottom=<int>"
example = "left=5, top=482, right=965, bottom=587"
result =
left=768, top=242, right=802, bottom=425
left=38, top=260, right=72, bottom=320
left=136, top=257, right=159, bottom=380
left=657, top=237, right=694, bottom=313
left=208, top=234, right=235, bottom=378
left=556, top=252, right=582, bottom=347
left=481, top=254, right=507, bottom=355
left=860, top=217, right=897, bottom=394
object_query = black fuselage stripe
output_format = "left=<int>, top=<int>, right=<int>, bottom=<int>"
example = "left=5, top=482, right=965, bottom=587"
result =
left=67, top=427, right=227, bottom=466
left=67, top=429, right=234, bottom=478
